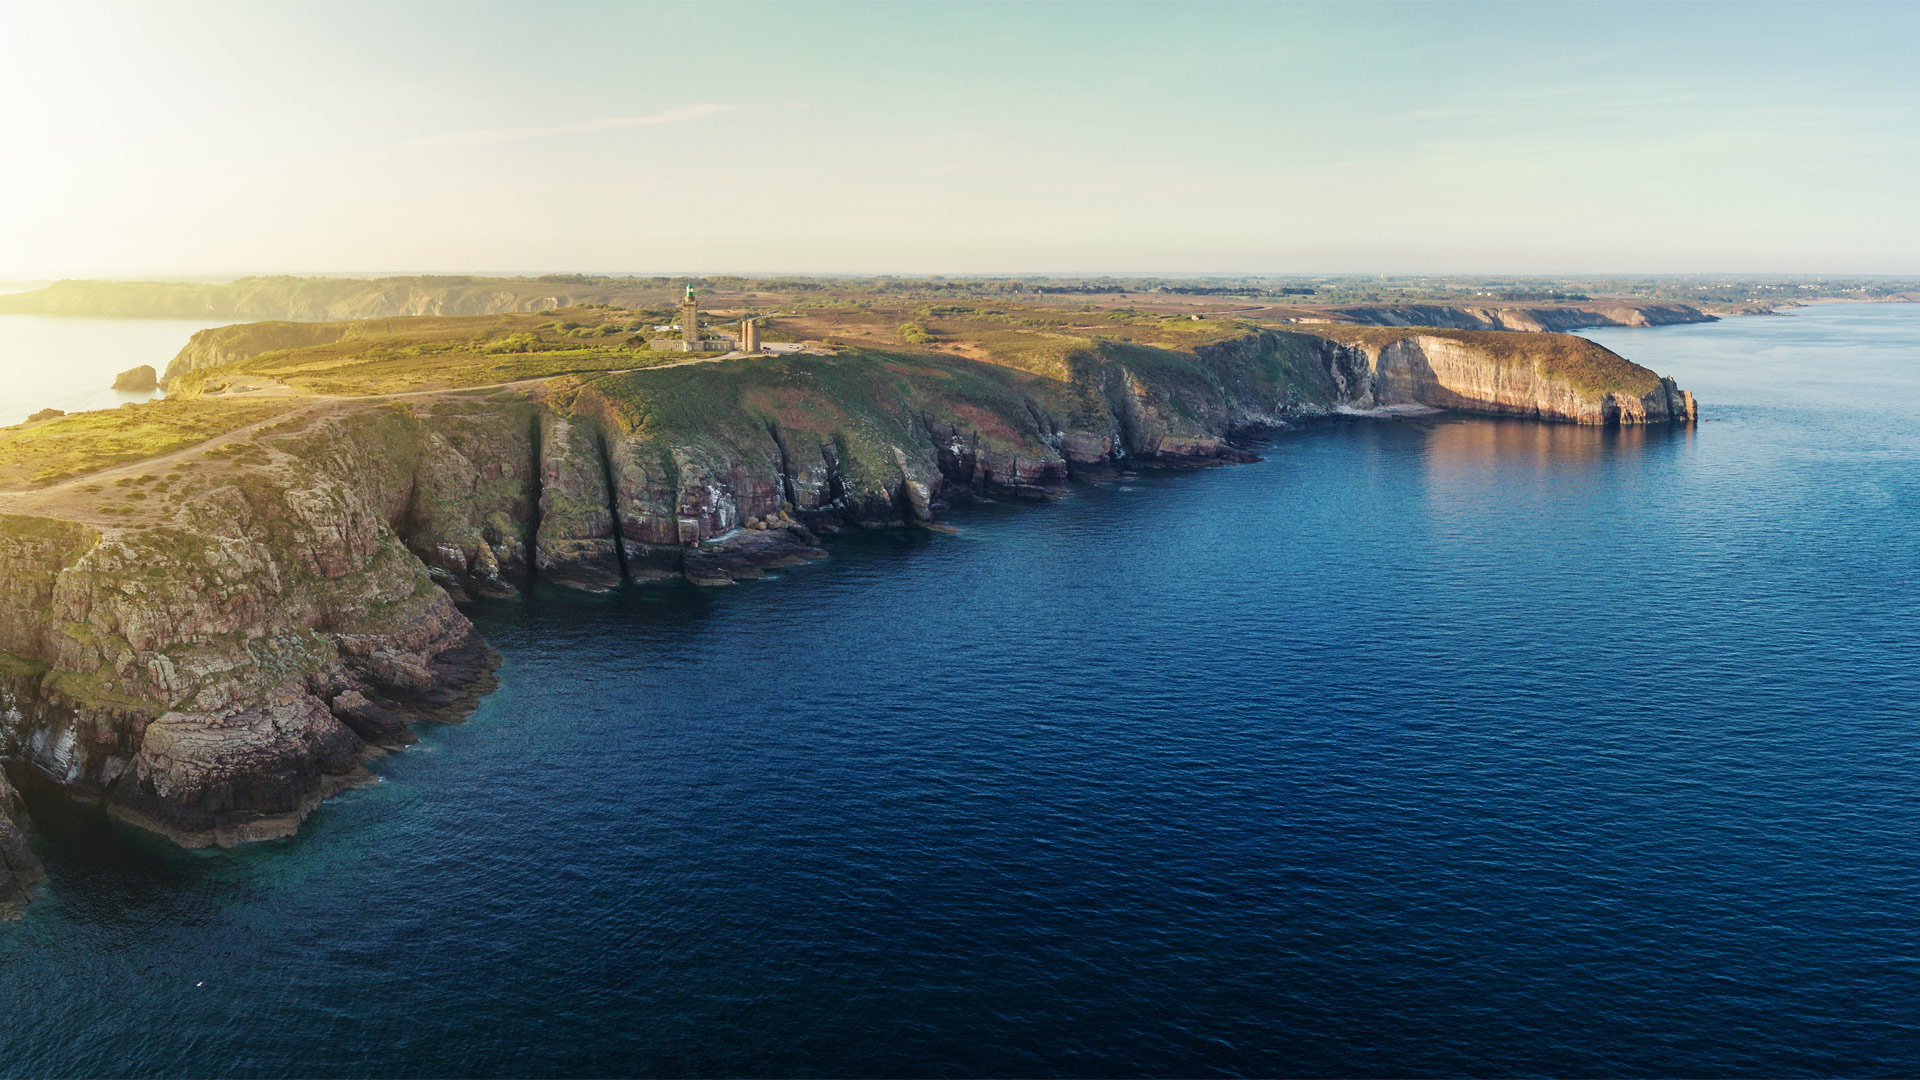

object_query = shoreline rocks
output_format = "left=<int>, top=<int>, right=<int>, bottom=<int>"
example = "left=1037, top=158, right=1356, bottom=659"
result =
left=112, top=365, right=158, bottom=392
left=1, top=770, right=43, bottom=919
left=0, top=326, right=1698, bottom=910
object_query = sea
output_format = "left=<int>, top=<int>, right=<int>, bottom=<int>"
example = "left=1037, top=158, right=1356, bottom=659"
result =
left=0, top=314, right=235, bottom=425
left=1, top=303, right=1918, bottom=1076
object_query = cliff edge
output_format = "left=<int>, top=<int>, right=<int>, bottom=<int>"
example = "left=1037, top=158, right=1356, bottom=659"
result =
left=1325, top=302, right=1713, bottom=333
left=1300, top=327, right=1698, bottom=424
left=0, top=316, right=1695, bottom=908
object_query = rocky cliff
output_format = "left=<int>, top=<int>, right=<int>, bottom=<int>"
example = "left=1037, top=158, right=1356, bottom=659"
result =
left=0, top=769, right=40, bottom=918
left=113, top=366, right=159, bottom=392
left=1326, top=302, right=1713, bottom=333
left=1301, top=328, right=1698, bottom=424
left=162, top=322, right=353, bottom=389
left=0, top=474, right=492, bottom=851
left=0, top=343, right=1277, bottom=855
left=0, top=326, right=1695, bottom=909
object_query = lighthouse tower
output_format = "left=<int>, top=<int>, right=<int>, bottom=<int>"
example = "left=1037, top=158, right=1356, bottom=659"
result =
left=680, top=284, right=700, bottom=349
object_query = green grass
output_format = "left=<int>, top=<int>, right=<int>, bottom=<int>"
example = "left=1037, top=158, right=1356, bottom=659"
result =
left=0, top=399, right=295, bottom=487
left=548, top=347, right=1062, bottom=492
left=170, top=308, right=691, bottom=396
left=0, top=647, right=48, bottom=682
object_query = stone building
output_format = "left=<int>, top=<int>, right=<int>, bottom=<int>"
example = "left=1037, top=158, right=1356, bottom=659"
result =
left=654, top=284, right=736, bottom=353
left=680, top=284, right=700, bottom=348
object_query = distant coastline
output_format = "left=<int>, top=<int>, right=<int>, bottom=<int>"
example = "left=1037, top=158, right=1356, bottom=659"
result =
left=1, top=273, right=1914, bottom=325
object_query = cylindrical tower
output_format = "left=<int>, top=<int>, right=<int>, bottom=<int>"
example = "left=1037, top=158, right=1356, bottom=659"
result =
left=681, top=285, right=699, bottom=348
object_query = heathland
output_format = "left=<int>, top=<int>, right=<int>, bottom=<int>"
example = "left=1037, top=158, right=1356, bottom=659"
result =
left=0, top=283, right=1702, bottom=912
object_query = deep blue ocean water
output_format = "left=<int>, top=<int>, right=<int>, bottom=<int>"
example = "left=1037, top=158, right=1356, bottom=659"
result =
left=3, top=303, right=1919, bottom=1077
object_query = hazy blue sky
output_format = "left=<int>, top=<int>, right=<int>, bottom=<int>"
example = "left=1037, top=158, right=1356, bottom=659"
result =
left=3, top=0, right=1916, bottom=277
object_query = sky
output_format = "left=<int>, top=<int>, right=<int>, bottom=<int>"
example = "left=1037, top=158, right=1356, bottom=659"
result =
left=2, top=0, right=1917, bottom=278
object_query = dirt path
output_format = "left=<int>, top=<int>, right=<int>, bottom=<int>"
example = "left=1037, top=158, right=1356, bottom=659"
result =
left=0, top=349, right=773, bottom=520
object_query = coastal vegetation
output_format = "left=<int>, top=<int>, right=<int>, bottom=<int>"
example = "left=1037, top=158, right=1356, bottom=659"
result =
left=0, top=397, right=294, bottom=486
left=0, top=285, right=1697, bottom=900
left=165, top=311, right=688, bottom=396
left=0, top=293, right=1695, bottom=503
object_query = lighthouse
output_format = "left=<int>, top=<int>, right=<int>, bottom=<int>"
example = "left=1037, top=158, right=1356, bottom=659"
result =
left=680, top=284, right=700, bottom=349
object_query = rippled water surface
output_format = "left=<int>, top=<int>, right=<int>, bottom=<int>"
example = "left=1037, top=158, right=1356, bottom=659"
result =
left=4, top=304, right=1920, bottom=1076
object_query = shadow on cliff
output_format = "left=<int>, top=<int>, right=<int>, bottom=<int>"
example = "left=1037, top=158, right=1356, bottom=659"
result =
left=7, top=765, right=244, bottom=921
left=464, top=524, right=945, bottom=624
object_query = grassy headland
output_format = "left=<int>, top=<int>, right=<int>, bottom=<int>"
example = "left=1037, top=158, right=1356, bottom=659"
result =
left=0, top=398, right=296, bottom=487
left=166, top=309, right=708, bottom=396
left=0, top=289, right=1687, bottom=500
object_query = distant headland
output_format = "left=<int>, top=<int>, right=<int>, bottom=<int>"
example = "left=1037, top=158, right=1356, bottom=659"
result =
left=0, top=273, right=1718, bottom=913
left=3, top=272, right=1915, bottom=326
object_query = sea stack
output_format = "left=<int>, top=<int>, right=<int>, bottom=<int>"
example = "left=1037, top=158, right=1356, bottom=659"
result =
left=113, top=365, right=159, bottom=392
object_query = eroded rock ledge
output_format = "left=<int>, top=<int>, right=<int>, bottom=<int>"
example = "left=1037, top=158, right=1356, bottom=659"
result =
left=1324, top=302, right=1714, bottom=333
left=0, top=327, right=1695, bottom=911
left=0, top=770, right=40, bottom=917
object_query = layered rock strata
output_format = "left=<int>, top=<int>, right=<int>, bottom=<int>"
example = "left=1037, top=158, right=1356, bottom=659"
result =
left=1327, top=302, right=1714, bottom=333
left=1308, top=331, right=1699, bottom=424
left=0, top=328, right=1695, bottom=908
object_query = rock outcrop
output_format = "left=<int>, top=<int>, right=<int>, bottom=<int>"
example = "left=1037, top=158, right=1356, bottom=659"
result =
left=0, top=769, right=41, bottom=918
left=1326, top=302, right=1714, bottom=333
left=0, top=324, right=1696, bottom=911
left=112, top=365, right=158, bottom=392
left=1303, top=328, right=1697, bottom=425
left=0, top=461, right=493, bottom=851
left=162, top=322, right=354, bottom=389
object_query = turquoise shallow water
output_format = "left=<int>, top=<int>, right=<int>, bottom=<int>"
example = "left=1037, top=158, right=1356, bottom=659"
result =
left=3, top=303, right=1919, bottom=1076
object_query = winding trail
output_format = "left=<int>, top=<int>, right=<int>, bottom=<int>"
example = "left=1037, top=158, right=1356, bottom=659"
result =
left=0, top=346, right=803, bottom=521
